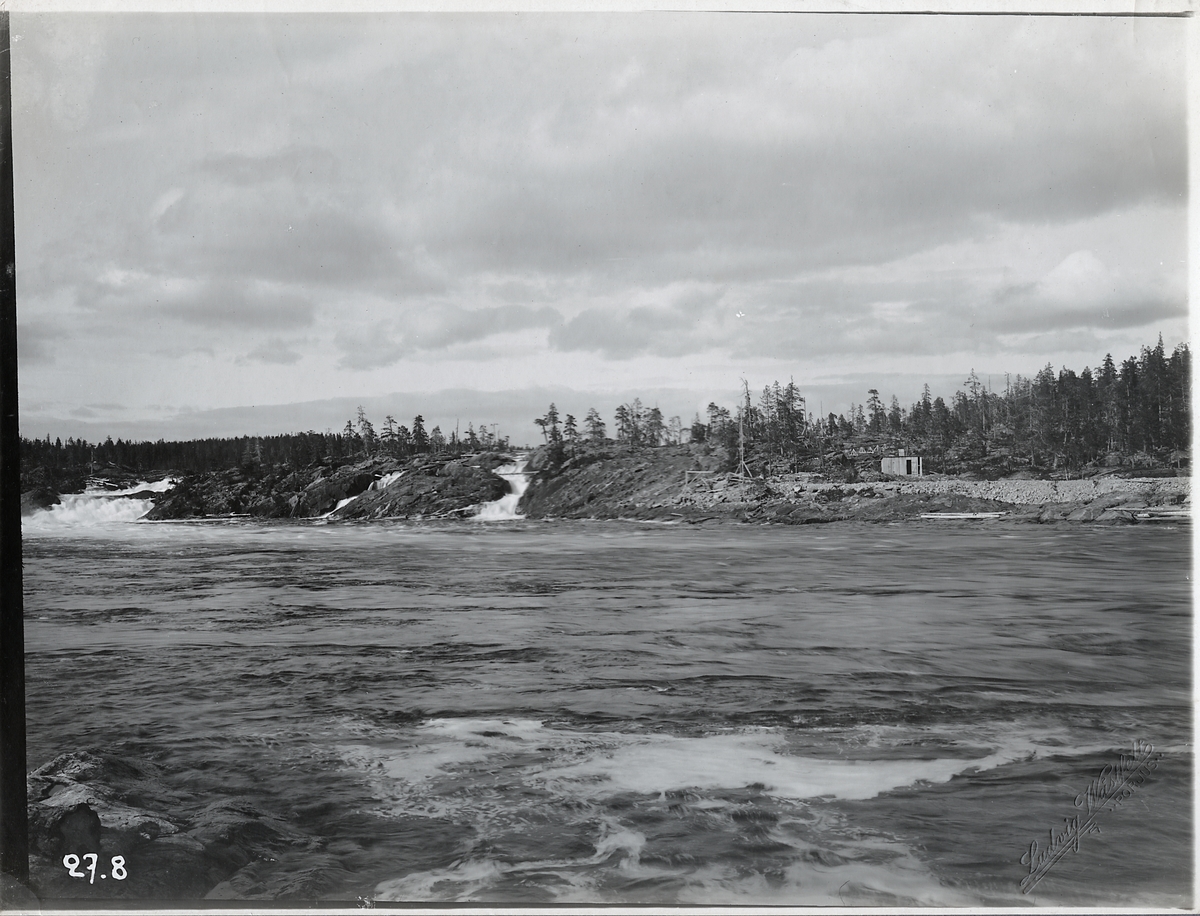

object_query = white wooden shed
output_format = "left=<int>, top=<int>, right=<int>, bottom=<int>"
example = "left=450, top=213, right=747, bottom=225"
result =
left=881, top=450, right=924, bottom=476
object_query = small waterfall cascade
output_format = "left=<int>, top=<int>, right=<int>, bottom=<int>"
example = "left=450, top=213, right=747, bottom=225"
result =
left=475, top=460, right=531, bottom=521
left=321, top=470, right=407, bottom=519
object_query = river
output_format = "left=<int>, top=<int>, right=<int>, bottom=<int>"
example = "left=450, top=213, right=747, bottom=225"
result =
left=20, top=512, right=1192, bottom=906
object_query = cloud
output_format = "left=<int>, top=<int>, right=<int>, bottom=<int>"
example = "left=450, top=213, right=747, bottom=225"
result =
left=196, top=146, right=339, bottom=187
left=149, top=168, right=428, bottom=296
left=10, top=13, right=1188, bottom=435
left=17, top=320, right=67, bottom=364
left=406, top=304, right=563, bottom=350
left=549, top=283, right=727, bottom=358
left=335, top=304, right=563, bottom=369
left=19, top=15, right=108, bottom=132
left=241, top=338, right=305, bottom=365
left=157, top=281, right=317, bottom=331
left=981, top=246, right=1185, bottom=336
left=1034, top=250, right=1122, bottom=306
left=550, top=305, right=714, bottom=359
left=403, top=16, right=1184, bottom=285
left=333, top=323, right=408, bottom=371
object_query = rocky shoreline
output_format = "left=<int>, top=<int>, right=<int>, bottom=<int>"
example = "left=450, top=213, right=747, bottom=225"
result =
left=19, top=444, right=1190, bottom=527
left=144, top=452, right=516, bottom=521
left=18, top=453, right=516, bottom=522
left=517, top=444, right=1190, bottom=526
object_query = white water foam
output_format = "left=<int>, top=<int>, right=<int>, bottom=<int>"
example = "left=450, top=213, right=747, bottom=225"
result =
left=98, top=478, right=176, bottom=496
left=371, top=824, right=974, bottom=905
left=351, top=716, right=1123, bottom=905
left=371, top=471, right=405, bottom=491
left=356, top=717, right=996, bottom=905
left=319, top=497, right=355, bottom=518
left=343, top=717, right=1045, bottom=812
left=23, top=479, right=175, bottom=532
left=474, top=460, right=530, bottom=521
left=372, top=815, right=656, bottom=903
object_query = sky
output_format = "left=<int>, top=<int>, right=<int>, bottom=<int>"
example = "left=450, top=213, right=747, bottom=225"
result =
left=11, top=9, right=1190, bottom=446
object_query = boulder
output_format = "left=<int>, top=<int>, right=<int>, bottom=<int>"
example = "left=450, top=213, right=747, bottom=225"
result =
left=25, top=751, right=321, bottom=901
left=472, top=452, right=518, bottom=472
left=20, top=487, right=59, bottom=515
left=525, top=446, right=556, bottom=473
left=437, top=460, right=474, bottom=478
left=1037, top=503, right=1074, bottom=523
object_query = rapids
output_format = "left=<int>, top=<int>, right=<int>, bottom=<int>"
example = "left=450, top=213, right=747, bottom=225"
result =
left=22, top=478, right=174, bottom=531
left=20, top=517, right=1192, bottom=906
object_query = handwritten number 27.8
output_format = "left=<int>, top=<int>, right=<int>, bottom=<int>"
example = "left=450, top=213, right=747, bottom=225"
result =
left=62, top=854, right=127, bottom=883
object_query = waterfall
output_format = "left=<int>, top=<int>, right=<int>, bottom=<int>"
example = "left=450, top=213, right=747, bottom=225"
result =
left=320, top=470, right=407, bottom=519
left=475, top=460, right=530, bottom=521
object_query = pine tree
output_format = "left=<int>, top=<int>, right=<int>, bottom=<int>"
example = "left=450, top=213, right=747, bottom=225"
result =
left=644, top=407, right=665, bottom=447
left=585, top=408, right=607, bottom=443
left=411, top=415, right=429, bottom=453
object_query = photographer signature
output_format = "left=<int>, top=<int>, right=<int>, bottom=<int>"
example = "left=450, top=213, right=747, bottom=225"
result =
left=1020, top=739, right=1162, bottom=894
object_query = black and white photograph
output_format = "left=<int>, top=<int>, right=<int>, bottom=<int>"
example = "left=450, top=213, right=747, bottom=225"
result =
left=2, top=2, right=1192, bottom=909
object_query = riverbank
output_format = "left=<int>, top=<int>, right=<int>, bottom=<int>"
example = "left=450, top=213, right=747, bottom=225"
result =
left=518, top=444, right=1190, bottom=525
left=19, top=444, right=1190, bottom=526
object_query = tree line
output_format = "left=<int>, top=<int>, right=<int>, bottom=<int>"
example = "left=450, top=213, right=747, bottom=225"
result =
left=20, top=408, right=513, bottom=478
left=531, top=400, right=685, bottom=449
left=534, top=336, right=1189, bottom=474
left=21, top=335, right=1189, bottom=480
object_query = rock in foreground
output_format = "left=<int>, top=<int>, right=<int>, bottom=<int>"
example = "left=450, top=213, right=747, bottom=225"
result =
left=25, top=751, right=320, bottom=901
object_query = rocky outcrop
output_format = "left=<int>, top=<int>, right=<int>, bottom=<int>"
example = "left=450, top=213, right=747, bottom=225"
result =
left=519, top=444, right=725, bottom=520
left=142, top=454, right=511, bottom=521
left=291, top=461, right=394, bottom=517
left=332, top=460, right=509, bottom=519
left=141, top=457, right=399, bottom=520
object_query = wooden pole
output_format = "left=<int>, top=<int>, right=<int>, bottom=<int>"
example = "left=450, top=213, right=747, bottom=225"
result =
left=0, top=10, right=29, bottom=885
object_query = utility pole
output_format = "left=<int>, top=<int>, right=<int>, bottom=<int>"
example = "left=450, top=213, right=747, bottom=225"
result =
left=0, top=11, right=29, bottom=886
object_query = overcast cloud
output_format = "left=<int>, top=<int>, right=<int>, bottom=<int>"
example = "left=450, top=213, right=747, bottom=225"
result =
left=12, top=11, right=1188, bottom=444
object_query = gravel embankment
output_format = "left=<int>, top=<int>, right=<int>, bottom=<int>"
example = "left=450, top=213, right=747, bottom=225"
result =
left=894, top=476, right=1190, bottom=506
left=683, top=474, right=1189, bottom=510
